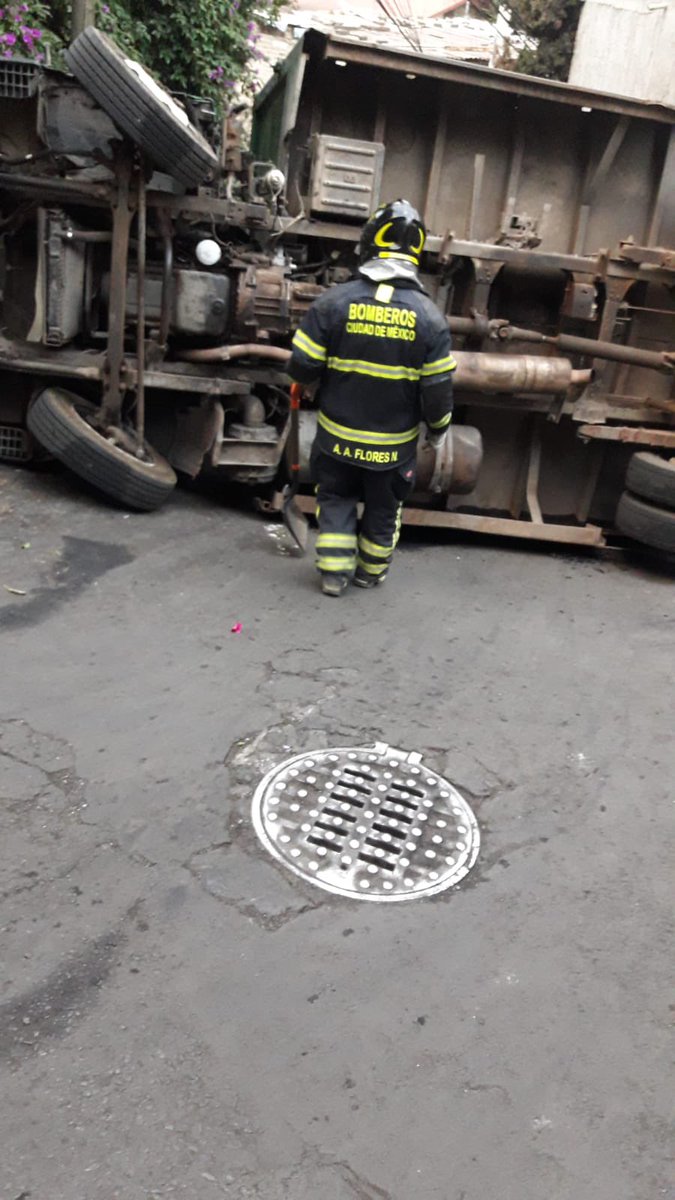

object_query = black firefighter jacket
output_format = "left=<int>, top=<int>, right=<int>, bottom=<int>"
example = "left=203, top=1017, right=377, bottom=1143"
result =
left=288, top=273, right=456, bottom=470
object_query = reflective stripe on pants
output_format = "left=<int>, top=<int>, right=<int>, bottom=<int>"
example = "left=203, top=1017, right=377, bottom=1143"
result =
left=311, top=444, right=415, bottom=579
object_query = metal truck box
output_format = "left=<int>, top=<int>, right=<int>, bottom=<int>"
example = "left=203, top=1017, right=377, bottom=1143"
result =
left=309, top=134, right=384, bottom=218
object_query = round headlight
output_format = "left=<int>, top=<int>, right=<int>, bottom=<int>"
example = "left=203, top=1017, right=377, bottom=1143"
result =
left=195, top=239, right=222, bottom=267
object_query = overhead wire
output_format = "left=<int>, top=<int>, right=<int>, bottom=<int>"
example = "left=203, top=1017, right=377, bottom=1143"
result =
left=374, top=0, right=422, bottom=54
left=392, top=0, right=423, bottom=53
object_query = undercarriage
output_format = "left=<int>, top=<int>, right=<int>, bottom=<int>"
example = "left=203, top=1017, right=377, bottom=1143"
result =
left=1, top=30, right=674, bottom=551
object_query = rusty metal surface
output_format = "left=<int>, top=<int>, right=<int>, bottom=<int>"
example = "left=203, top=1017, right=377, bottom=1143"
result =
left=414, top=426, right=483, bottom=496
left=281, top=221, right=675, bottom=290
left=578, top=424, right=675, bottom=447
left=0, top=39, right=670, bottom=542
left=290, top=492, right=606, bottom=547
left=214, top=426, right=289, bottom=470
left=279, top=220, right=613, bottom=271
left=178, top=344, right=291, bottom=366
left=0, top=334, right=104, bottom=379
left=154, top=193, right=273, bottom=226
left=308, top=133, right=384, bottom=218
left=448, top=426, right=485, bottom=494
left=495, top=325, right=675, bottom=374
left=180, top=345, right=587, bottom=395
left=0, top=169, right=112, bottom=204
left=155, top=207, right=174, bottom=353
left=135, top=164, right=147, bottom=447
left=163, top=399, right=224, bottom=477
left=141, top=370, right=249, bottom=396
left=233, top=266, right=323, bottom=339
left=616, top=242, right=675, bottom=269
left=413, top=436, right=454, bottom=498
left=296, top=411, right=482, bottom=499
left=452, top=352, right=590, bottom=394
left=274, top=33, right=675, bottom=263
left=0, top=334, right=269, bottom=400
left=400, top=508, right=607, bottom=546
left=525, top=424, right=544, bottom=525
left=573, top=386, right=675, bottom=426
left=316, top=32, right=675, bottom=121
left=101, top=149, right=134, bottom=426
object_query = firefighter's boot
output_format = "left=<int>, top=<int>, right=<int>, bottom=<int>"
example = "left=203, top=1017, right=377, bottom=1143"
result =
left=321, top=572, right=350, bottom=597
left=353, top=566, right=388, bottom=589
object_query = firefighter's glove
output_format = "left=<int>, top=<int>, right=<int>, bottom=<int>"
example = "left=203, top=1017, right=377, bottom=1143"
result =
left=426, top=430, right=448, bottom=451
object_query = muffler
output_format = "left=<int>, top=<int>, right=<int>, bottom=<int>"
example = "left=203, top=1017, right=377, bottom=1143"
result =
left=298, top=412, right=483, bottom=501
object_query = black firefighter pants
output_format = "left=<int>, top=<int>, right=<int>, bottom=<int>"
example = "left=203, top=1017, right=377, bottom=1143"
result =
left=311, top=448, right=416, bottom=578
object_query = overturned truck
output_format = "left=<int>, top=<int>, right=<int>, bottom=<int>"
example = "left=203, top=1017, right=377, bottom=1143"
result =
left=1, top=27, right=674, bottom=550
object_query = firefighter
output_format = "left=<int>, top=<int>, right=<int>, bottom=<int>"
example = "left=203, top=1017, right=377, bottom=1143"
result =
left=288, top=199, right=456, bottom=596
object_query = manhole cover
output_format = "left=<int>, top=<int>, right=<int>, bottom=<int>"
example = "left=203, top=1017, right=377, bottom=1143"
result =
left=252, top=742, right=480, bottom=902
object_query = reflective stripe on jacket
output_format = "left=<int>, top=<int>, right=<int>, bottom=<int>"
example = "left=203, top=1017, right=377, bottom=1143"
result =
left=288, top=275, right=455, bottom=470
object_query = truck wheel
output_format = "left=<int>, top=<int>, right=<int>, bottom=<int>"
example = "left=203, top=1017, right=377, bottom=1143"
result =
left=625, top=452, right=675, bottom=511
left=64, top=27, right=218, bottom=188
left=616, top=490, right=675, bottom=553
left=27, top=388, right=176, bottom=512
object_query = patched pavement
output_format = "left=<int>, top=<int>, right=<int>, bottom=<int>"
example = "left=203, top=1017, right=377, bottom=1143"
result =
left=1, top=463, right=673, bottom=1200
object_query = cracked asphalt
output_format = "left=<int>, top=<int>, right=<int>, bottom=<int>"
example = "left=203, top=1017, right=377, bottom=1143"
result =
left=0, top=463, right=673, bottom=1200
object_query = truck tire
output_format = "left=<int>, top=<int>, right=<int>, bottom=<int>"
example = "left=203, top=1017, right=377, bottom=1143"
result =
left=27, top=388, right=176, bottom=511
left=616, top=490, right=675, bottom=553
left=64, top=28, right=218, bottom=188
left=625, top=452, right=675, bottom=511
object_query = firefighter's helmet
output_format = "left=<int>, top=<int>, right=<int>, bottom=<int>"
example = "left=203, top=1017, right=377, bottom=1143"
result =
left=359, top=199, right=426, bottom=266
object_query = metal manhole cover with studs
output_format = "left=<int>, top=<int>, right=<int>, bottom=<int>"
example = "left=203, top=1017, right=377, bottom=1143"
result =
left=252, top=742, right=480, bottom=902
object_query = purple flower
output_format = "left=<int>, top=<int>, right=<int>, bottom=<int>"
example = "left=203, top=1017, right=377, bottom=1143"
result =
left=102, top=3, right=110, bottom=11
left=3, top=32, right=16, bottom=44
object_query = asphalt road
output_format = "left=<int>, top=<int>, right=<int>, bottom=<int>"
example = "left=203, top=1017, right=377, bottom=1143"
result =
left=1, top=463, right=673, bottom=1200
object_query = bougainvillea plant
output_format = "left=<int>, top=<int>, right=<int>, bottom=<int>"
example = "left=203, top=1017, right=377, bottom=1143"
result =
left=0, top=1, right=53, bottom=62
left=95, top=0, right=279, bottom=109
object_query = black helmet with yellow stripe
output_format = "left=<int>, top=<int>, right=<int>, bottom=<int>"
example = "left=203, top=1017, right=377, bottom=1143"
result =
left=359, top=199, right=426, bottom=267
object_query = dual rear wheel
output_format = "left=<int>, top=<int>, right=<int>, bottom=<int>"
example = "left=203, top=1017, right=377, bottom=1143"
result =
left=616, top=453, right=675, bottom=553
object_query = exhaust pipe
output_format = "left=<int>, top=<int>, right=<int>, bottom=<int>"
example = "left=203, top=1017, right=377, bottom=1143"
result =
left=450, top=352, right=592, bottom=393
left=178, top=344, right=590, bottom=394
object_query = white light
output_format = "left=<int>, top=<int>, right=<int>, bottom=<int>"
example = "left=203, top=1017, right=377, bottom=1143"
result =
left=581, top=106, right=593, bottom=113
left=195, top=238, right=222, bottom=267
left=334, top=59, right=347, bottom=67
left=405, top=73, right=417, bottom=80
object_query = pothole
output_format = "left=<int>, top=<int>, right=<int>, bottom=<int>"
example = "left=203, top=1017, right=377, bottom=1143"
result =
left=252, top=742, right=480, bottom=902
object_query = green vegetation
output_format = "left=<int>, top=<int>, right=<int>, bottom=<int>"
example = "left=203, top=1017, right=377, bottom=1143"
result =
left=3, top=0, right=281, bottom=105
left=0, top=2, right=57, bottom=62
left=510, top=0, right=584, bottom=81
